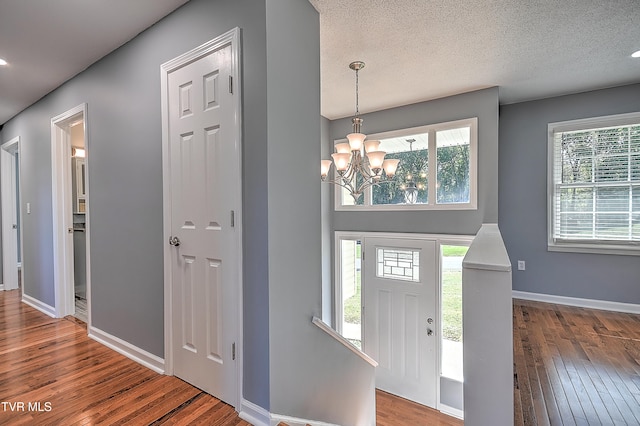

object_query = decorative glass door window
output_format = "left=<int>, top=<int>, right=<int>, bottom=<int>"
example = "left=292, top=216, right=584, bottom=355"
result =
left=376, top=247, right=420, bottom=282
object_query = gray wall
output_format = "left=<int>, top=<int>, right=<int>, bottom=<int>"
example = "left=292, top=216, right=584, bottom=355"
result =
left=2, top=105, right=57, bottom=306
left=0, top=0, right=374, bottom=419
left=499, top=83, right=640, bottom=304
left=321, top=116, right=333, bottom=324
left=330, top=87, right=499, bottom=235
left=1, top=0, right=271, bottom=410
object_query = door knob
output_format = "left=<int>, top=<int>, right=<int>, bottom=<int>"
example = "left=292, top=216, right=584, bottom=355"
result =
left=427, top=328, right=433, bottom=336
left=169, top=236, right=180, bottom=247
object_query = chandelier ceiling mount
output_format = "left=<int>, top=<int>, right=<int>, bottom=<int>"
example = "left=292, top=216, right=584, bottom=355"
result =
left=320, top=61, right=400, bottom=202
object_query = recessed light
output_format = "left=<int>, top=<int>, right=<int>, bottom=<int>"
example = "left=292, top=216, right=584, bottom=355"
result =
left=632, top=50, right=640, bottom=58
left=0, top=58, right=7, bottom=66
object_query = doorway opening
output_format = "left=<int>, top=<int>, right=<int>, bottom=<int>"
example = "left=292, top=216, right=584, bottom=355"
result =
left=51, top=104, right=90, bottom=323
left=1, top=136, right=21, bottom=293
left=335, top=232, right=471, bottom=419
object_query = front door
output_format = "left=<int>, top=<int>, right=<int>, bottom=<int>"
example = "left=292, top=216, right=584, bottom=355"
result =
left=166, top=39, right=239, bottom=405
left=363, top=237, right=437, bottom=407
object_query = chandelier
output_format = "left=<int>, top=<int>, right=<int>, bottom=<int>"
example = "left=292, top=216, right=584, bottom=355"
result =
left=321, top=61, right=400, bottom=202
left=399, top=138, right=426, bottom=204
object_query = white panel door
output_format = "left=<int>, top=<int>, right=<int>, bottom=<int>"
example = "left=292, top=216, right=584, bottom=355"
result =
left=167, top=43, right=238, bottom=404
left=363, top=237, right=437, bottom=407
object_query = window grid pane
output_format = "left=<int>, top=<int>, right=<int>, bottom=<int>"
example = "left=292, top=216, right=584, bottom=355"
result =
left=373, top=133, right=428, bottom=205
left=553, top=120, right=640, bottom=244
left=376, top=248, right=420, bottom=282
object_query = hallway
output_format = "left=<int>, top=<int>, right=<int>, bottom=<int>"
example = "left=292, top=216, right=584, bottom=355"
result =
left=0, top=289, right=248, bottom=425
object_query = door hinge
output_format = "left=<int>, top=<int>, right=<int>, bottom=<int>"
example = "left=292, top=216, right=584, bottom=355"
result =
left=229, top=76, right=233, bottom=94
left=232, top=342, right=236, bottom=360
left=231, top=210, right=235, bottom=227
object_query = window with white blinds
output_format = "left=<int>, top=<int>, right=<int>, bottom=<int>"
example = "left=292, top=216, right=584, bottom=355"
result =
left=548, top=112, right=640, bottom=255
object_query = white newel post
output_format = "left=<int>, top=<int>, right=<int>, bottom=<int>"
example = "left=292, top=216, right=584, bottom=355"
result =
left=462, top=224, right=513, bottom=426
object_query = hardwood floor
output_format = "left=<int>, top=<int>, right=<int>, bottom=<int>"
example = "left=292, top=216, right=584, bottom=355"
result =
left=376, top=389, right=462, bottom=426
left=3, top=287, right=639, bottom=425
left=513, top=298, right=640, bottom=426
left=0, top=289, right=249, bottom=425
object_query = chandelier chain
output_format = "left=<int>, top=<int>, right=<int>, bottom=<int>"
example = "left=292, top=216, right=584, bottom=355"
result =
left=355, top=67, right=359, bottom=117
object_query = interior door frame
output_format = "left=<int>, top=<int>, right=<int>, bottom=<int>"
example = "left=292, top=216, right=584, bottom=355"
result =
left=161, top=27, right=244, bottom=409
left=51, top=103, right=91, bottom=321
left=1, top=136, right=21, bottom=292
left=334, top=230, right=473, bottom=413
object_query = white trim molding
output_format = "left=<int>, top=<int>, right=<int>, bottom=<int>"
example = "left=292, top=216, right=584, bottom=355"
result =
left=88, top=326, right=165, bottom=374
left=22, top=294, right=56, bottom=318
left=239, top=399, right=270, bottom=426
left=238, top=400, right=342, bottom=426
left=513, top=290, right=640, bottom=315
left=51, top=103, right=88, bottom=318
left=270, top=414, right=340, bottom=426
left=1, top=136, right=20, bottom=292
left=335, top=117, right=478, bottom=211
left=161, top=27, right=244, bottom=410
left=312, top=316, right=378, bottom=367
left=439, top=403, right=464, bottom=420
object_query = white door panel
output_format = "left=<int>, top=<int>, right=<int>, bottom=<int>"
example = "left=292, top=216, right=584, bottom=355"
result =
left=167, top=43, right=238, bottom=404
left=363, top=237, right=437, bottom=408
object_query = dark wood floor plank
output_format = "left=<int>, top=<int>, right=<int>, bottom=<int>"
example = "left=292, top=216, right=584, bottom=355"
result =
left=0, top=289, right=251, bottom=426
left=513, top=299, right=640, bottom=426
left=375, top=390, right=463, bottom=426
left=3, top=288, right=639, bottom=425
left=1, top=288, right=465, bottom=426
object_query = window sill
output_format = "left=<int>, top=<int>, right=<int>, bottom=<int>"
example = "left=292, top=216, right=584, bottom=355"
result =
left=548, top=242, right=640, bottom=256
left=335, top=202, right=477, bottom=212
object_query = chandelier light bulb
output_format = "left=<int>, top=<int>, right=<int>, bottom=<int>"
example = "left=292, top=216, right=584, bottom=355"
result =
left=347, top=133, right=366, bottom=152
left=382, top=159, right=400, bottom=177
left=367, top=150, right=387, bottom=172
left=321, top=160, right=333, bottom=180
left=335, top=142, right=351, bottom=154
left=364, top=139, right=381, bottom=153
left=331, top=152, right=351, bottom=172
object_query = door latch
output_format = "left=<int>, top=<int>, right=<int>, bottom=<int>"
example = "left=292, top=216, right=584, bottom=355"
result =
left=169, top=236, right=180, bottom=246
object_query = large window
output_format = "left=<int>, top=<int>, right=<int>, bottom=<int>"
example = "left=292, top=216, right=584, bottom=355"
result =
left=548, top=112, right=640, bottom=255
left=337, top=118, right=477, bottom=210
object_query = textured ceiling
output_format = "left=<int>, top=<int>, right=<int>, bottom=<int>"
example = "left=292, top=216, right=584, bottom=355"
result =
left=309, top=0, right=640, bottom=119
left=0, top=0, right=189, bottom=125
left=0, top=0, right=638, bottom=125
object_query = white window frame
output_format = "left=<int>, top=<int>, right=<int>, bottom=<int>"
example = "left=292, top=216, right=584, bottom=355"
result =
left=547, top=112, right=640, bottom=256
left=335, top=117, right=478, bottom=211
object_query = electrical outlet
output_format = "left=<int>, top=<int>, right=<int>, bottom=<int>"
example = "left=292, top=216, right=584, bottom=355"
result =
left=517, top=260, right=525, bottom=271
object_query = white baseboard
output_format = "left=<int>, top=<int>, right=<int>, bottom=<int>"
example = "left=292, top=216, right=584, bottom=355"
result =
left=88, top=326, right=165, bottom=374
left=439, top=403, right=464, bottom=420
left=513, top=290, right=640, bottom=315
left=270, top=414, right=339, bottom=426
left=0, top=284, right=4, bottom=291
left=239, top=399, right=270, bottom=426
left=22, top=294, right=56, bottom=318
left=238, top=399, right=340, bottom=426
